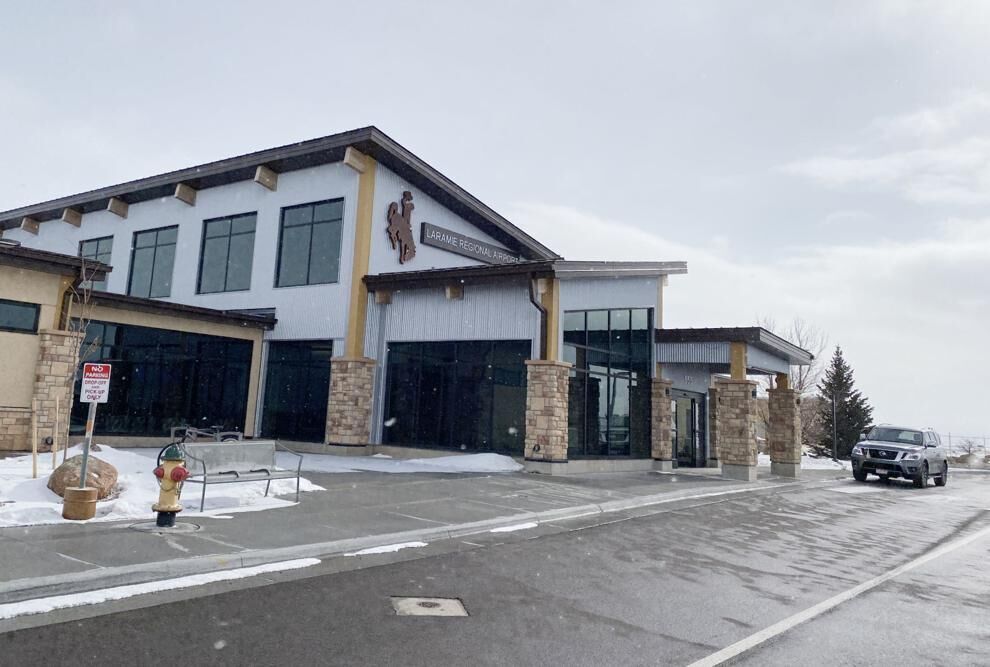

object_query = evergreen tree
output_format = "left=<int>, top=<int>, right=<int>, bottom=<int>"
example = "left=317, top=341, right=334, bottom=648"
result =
left=816, top=346, right=873, bottom=459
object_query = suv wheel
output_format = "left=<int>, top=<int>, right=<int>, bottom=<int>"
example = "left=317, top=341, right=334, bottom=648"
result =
left=853, top=468, right=867, bottom=482
left=913, top=462, right=929, bottom=489
left=934, top=462, right=948, bottom=487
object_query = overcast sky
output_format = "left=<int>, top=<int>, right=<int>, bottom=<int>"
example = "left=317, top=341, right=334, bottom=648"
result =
left=1, top=2, right=987, bottom=436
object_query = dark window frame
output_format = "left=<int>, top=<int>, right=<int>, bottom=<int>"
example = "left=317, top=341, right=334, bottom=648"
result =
left=79, top=235, right=114, bottom=291
left=196, top=212, right=257, bottom=294
left=127, top=225, right=179, bottom=298
left=0, top=298, right=41, bottom=334
left=274, top=198, right=345, bottom=288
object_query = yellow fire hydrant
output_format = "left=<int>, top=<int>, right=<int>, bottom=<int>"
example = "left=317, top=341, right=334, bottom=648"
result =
left=153, top=444, right=190, bottom=528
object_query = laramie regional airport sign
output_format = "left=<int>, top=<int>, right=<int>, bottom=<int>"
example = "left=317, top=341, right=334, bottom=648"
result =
left=421, top=223, right=520, bottom=265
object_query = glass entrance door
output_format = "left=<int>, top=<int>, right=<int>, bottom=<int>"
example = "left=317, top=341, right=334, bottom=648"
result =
left=672, top=390, right=707, bottom=467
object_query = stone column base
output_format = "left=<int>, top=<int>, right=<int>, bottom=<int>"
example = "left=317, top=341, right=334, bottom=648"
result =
left=524, top=360, right=572, bottom=463
left=653, top=459, right=674, bottom=472
left=326, top=357, right=376, bottom=446
left=722, top=463, right=758, bottom=482
left=771, top=461, right=800, bottom=478
left=650, top=378, right=673, bottom=460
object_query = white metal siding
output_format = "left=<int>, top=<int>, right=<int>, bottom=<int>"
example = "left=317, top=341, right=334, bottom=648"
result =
left=559, top=277, right=659, bottom=312
left=7, top=163, right=359, bottom=341
left=657, top=342, right=730, bottom=364
left=369, top=165, right=510, bottom=274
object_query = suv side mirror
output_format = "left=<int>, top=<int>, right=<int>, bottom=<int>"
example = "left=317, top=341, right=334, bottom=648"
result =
left=860, top=432, right=869, bottom=441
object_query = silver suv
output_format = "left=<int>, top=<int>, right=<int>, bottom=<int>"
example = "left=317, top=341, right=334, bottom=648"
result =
left=851, top=425, right=948, bottom=488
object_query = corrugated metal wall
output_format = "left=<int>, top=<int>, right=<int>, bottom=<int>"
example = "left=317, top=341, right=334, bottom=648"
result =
left=656, top=341, right=730, bottom=364
left=380, top=280, right=540, bottom=344
left=559, top=277, right=660, bottom=311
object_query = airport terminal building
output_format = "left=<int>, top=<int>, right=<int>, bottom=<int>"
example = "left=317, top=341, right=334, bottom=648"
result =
left=0, top=127, right=810, bottom=479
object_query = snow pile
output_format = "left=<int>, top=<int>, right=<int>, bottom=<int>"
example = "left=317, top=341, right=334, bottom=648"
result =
left=0, top=445, right=323, bottom=528
left=344, top=541, right=427, bottom=556
left=757, top=453, right=851, bottom=470
left=277, top=451, right=523, bottom=475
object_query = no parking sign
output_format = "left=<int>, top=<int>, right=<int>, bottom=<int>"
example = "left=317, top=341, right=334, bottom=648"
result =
left=81, top=363, right=112, bottom=404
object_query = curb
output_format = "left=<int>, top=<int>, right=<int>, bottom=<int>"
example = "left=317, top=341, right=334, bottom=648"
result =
left=0, top=479, right=804, bottom=606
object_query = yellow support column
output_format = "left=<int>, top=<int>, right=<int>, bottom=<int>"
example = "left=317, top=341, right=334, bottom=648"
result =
left=542, top=278, right=561, bottom=361
left=730, top=341, right=747, bottom=380
left=344, top=153, right=377, bottom=358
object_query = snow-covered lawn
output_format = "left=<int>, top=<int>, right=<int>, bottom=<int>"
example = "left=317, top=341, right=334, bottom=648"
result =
left=276, top=451, right=524, bottom=475
left=0, top=446, right=524, bottom=529
left=757, top=453, right=852, bottom=470
left=0, top=445, right=324, bottom=528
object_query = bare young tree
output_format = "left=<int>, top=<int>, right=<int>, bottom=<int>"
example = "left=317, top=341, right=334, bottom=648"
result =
left=756, top=316, right=829, bottom=452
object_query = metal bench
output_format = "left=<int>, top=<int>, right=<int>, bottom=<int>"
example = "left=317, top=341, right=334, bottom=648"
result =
left=181, top=440, right=303, bottom=511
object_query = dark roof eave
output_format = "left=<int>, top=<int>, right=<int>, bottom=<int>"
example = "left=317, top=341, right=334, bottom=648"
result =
left=656, top=326, right=814, bottom=366
left=0, top=244, right=111, bottom=280
left=87, top=292, right=277, bottom=330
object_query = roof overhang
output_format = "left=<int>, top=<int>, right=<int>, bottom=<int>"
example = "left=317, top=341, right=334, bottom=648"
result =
left=0, top=241, right=110, bottom=281
left=87, top=292, right=277, bottom=330
left=0, top=127, right=559, bottom=262
left=656, top=327, right=814, bottom=372
left=363, top=259, right=688, bottom=291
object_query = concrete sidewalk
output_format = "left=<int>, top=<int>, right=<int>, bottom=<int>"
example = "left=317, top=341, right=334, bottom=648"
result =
left=0, top=467, right=843, bottom=606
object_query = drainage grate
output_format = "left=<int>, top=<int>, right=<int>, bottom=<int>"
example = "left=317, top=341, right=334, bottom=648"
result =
left=391, top=597, right=469, bottom=617
left=129, top=521, right=201, bottom=533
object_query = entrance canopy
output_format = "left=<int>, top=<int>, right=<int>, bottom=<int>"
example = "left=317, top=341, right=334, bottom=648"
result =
left=656, top=327, right=813, bottom=377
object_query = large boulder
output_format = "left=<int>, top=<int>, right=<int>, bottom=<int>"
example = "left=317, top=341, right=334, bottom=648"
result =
left=48, top=455, right=118, bottom=500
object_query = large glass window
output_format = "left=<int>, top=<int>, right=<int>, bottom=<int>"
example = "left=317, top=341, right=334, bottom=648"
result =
left=71, top=321, right=252, bottom=435
left=383, top=340, right=529, bottom=454
left=79, top=236, right=113, bottom=291
left=564, top=308, right=652, bottom=458
left=128, top=226, right=177, bottom=298
left=198, top=213, right=256, bottom=294
left=0, top=298, right=40, bottom=333
left=261, top=341, right=333, bottom=442
left=275, top=199, right=344, bottom=288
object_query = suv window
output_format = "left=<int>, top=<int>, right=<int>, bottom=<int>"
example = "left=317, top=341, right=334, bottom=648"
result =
left=867, top=427, right=924, bottom=445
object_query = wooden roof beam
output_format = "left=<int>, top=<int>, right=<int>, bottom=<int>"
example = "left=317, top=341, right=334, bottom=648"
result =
left=20, top=217, right=39, bottom=235
left=61, top=208, right=83, bottom=227
left=107, top=197, right=129, bottom=219
left=173, top=183, right=197, bottom=206
left=254, top=165, right=278, bottom=192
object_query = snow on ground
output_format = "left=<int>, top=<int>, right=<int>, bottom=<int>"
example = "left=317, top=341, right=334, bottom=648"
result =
left=0, top=558, right=320, bottom=620
left=344, top=541, right=427, bottom=556
left=275, top=451, right=524, bottom=475
left=490, top=522, right=538, bottom=533
left=758, top=453, right=852, bottom=470
left=0, top=445, right=324, bottom=528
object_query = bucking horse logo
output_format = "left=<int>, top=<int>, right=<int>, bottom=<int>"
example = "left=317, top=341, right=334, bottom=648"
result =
left=386, top=191, right=417, bottom=264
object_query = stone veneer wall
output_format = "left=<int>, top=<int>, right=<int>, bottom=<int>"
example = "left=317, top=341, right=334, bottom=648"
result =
left=708, top=385, right=720, bottom=464
left=714, top=379, right=758, bottom=468
left=32, top=330, right=83, bottom=452
left=326, top=357, right=376, bottom=446
left=524, top=360, right=571, bottom=462
left=0, top=407, right=32, bottom=451
left=768, top=388, right=802, bottom=465
left=651, top=378, right=674, bottom=460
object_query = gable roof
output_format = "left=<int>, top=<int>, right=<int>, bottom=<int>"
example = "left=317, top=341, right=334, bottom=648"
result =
left=0, top=127, right=559, bottom=261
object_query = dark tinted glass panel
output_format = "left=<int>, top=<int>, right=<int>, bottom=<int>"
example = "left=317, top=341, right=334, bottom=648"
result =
left=129, top=227, right=177, bottom=298
left=308, top=221, right=342, bottom=284
left=383, top=340, right=528, bottom=454
left=563, top=308, right=654, bottom=458
left=0, top=299, right=39, bottom=333
left=226, top=233, right=254, bottom=291
left=199, top=214, right=256, bottom=293
left=199, top=236, right=229, bottom=293
left=129, top=247, right=154, bottom=297
left=261, top=341, right=332, bottom=442
left=150, top=242, right=175, bottom=297
left=276, top=200, right=344, bottom=287
left=277, top=226, right=310, bottom=287
left=80, top=240, right=98, bottom=256
left=71, top=321, right=251, bottom=436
